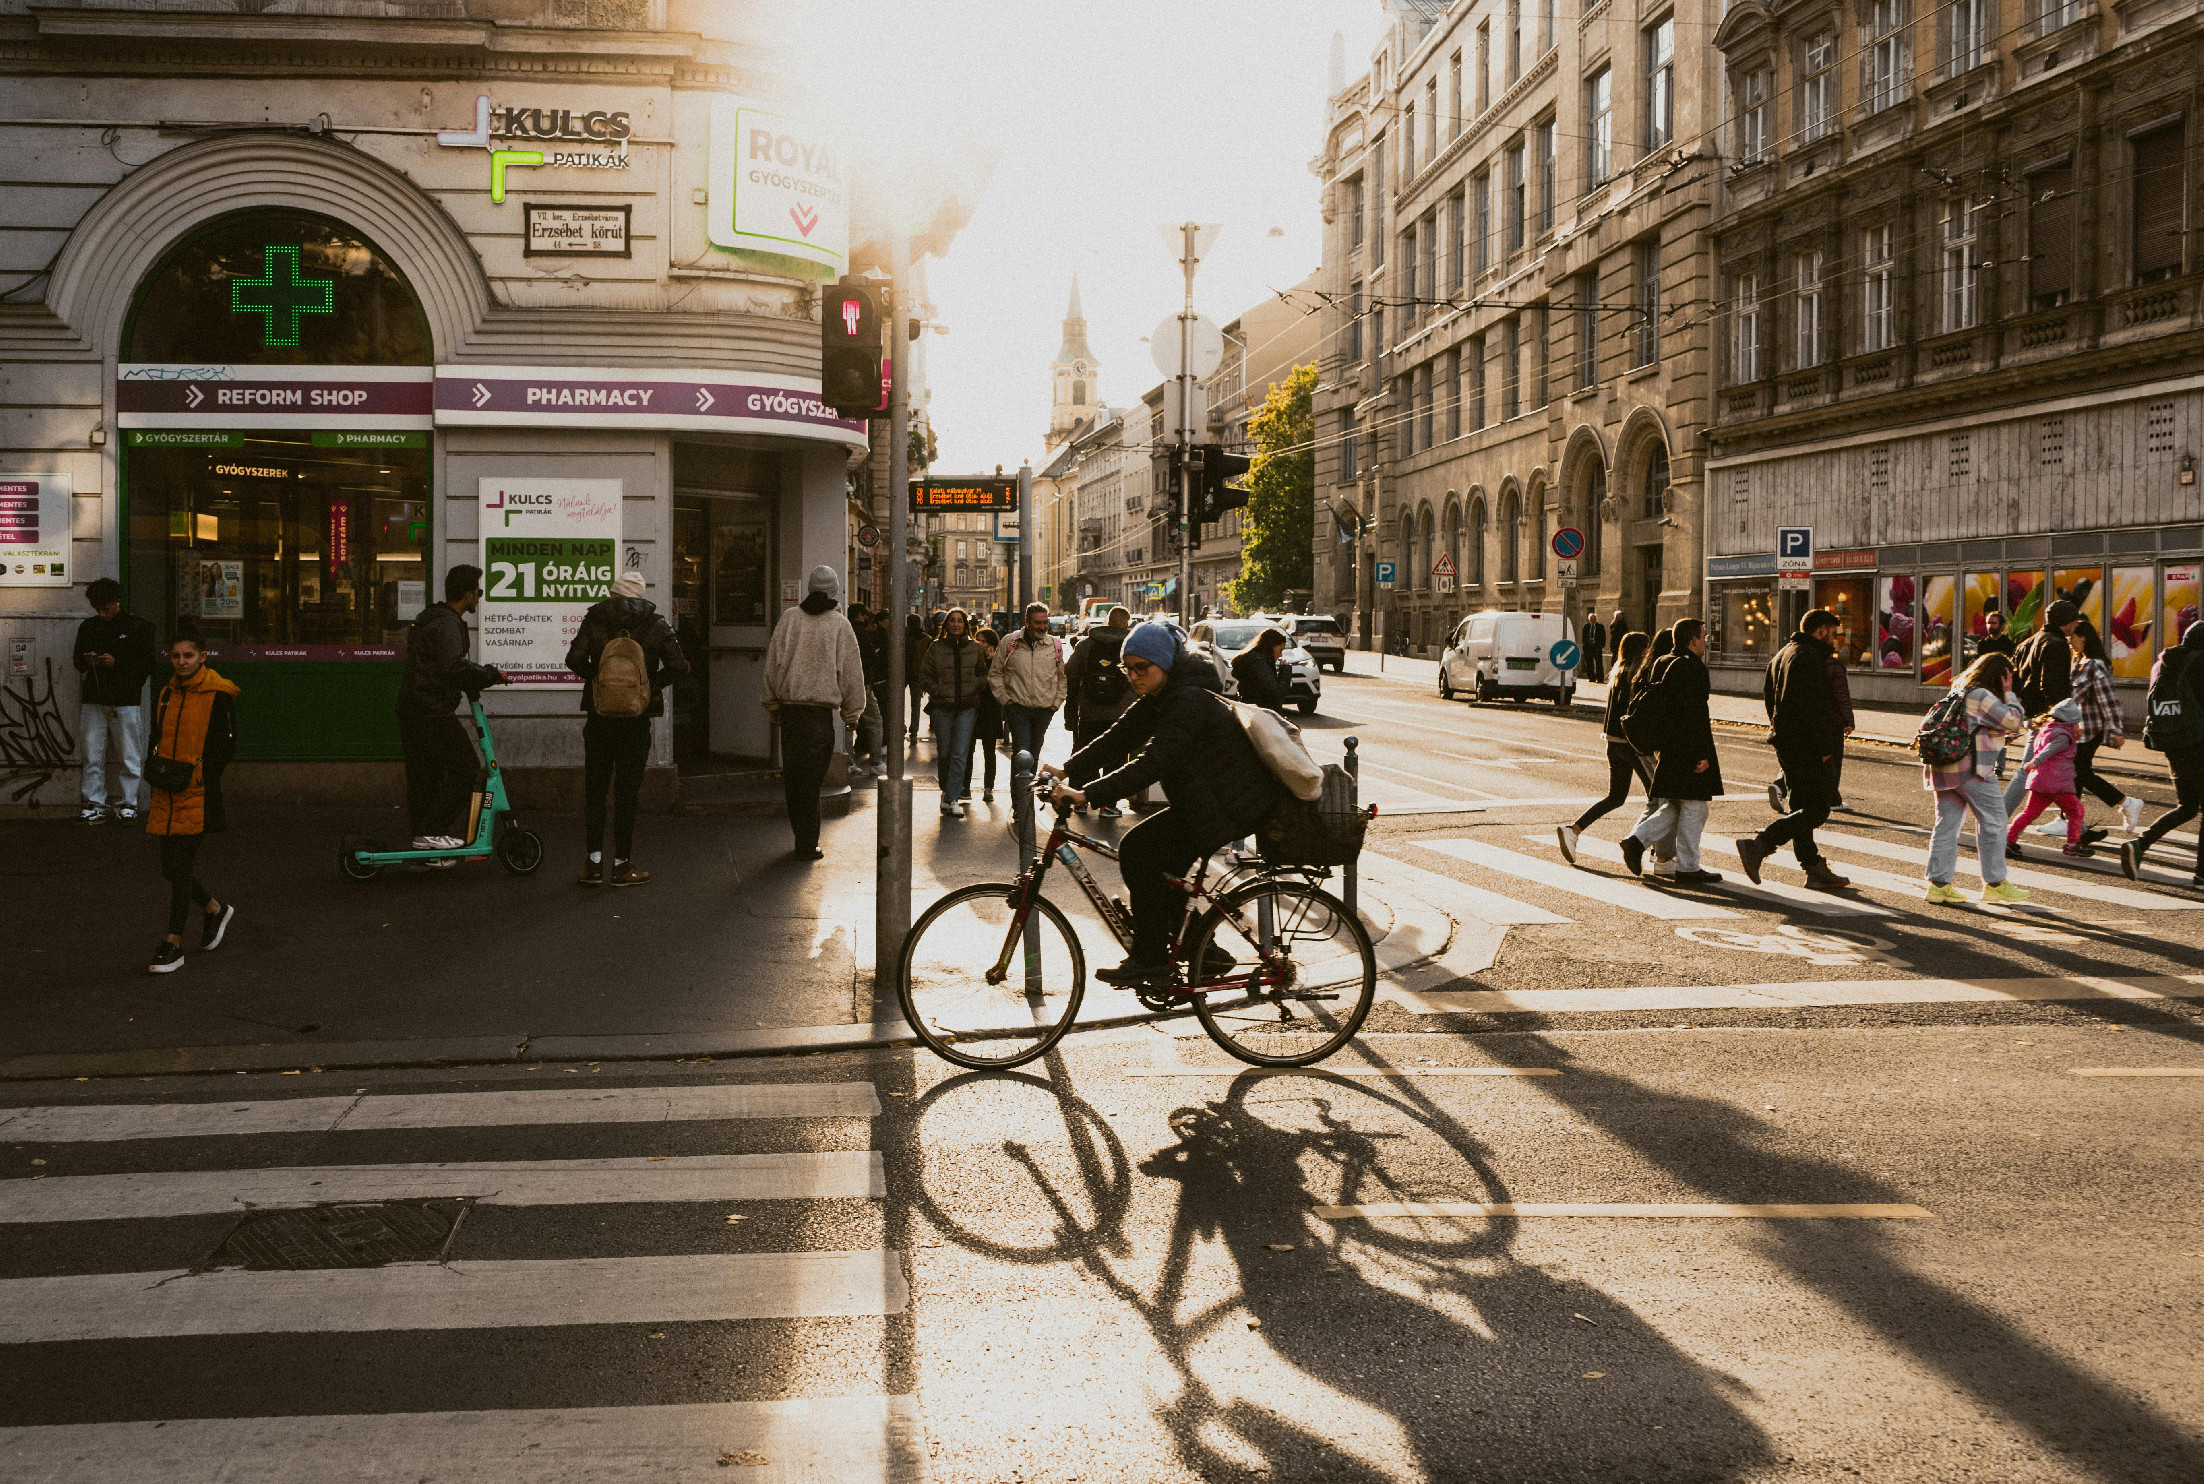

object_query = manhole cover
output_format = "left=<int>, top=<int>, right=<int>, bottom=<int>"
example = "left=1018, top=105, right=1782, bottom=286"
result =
left=212, top=1200, right=468, bottom=1270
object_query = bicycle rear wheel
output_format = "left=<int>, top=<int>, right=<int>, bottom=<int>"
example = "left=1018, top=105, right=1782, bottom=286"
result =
left=899, top=883, right=1085, bottom=1070
left=1190, top=877, right=1375, bottom=1066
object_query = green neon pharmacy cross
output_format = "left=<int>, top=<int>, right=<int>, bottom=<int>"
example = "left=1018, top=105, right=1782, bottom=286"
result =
left=229, top=245, right=336, bottom=347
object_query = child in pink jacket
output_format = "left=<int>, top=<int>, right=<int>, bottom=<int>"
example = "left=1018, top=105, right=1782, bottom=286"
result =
left=2008, top=697, right=2088, bottom=857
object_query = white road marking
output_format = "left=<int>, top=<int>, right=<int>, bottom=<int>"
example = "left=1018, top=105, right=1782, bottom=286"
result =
left=1545, top=834, right=1895, bottom=917
left=1342, top=756, right=1507, bottom=800
left=1316, top=1202, right=1931, bottom=1220
left=1410, top=838, right=1741, bottom=919
left=1359, top=851, right=1572, bottom=924
left=0, top=1396, right=930, bottom=1484
left=0, top=1083, right=883, bottom=1145
left=1120, top=1066, right=1560, bottom=1078
left=1811, top=828, right=2199, bottom=911
left=2069, top=1067, right=2204, bottom=1078
left=0, top=1152, right=885, bottom=1225
left=1393, top=973, right=2200, bottom=1017
left=0, top=1251, right=910, bottom=1344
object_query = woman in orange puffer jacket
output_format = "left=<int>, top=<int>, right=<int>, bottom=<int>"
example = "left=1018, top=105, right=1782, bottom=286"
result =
left=145, top=636, right=239, bottom=974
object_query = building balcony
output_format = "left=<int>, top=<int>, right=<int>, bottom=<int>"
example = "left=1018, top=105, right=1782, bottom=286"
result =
left=2104, top=274, right=2201, bottom=348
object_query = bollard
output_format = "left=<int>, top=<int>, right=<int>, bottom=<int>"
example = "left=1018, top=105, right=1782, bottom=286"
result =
left=1013, top=749, right=1042, bottom=996
left=1343, top=736, right=1360, bottom=920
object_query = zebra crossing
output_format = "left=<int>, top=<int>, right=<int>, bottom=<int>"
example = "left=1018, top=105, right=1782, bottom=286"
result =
left=0, top=1076, right=924, bottom=1482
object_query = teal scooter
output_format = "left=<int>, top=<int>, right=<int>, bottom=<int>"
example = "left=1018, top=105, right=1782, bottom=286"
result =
left=339, top=695, right=545, bottom=881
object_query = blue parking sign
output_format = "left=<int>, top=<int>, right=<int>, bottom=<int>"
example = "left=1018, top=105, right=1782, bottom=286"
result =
left=1777, top=527, right=1813, bottom=563
left=1550, top=639, right=1581, bottom=671
left=1374, top=560, right=1397, bottom=585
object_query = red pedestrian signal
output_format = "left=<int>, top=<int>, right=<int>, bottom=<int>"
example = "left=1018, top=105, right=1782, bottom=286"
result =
left=822, top=278, right=882, bottom=419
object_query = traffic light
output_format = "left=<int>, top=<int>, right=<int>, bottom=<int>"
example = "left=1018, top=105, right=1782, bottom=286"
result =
left=1193, top=446, right=1253, bottom=525
left=820, top=278, right=882, bottom=418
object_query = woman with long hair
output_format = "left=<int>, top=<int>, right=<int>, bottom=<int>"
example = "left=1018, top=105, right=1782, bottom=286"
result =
left=1559, top=629, right=1651, bottom=865
left=1924, top=651, right=2030, bottom=905
left=1229, top=626, right=1292, bottom=713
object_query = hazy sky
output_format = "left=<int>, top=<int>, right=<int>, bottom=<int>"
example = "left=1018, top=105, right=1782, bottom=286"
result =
left=798, top=2, right=1388, bottom=474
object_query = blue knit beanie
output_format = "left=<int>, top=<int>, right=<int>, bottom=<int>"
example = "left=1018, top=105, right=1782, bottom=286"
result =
left=1122, top=619, right=1182, bottom=672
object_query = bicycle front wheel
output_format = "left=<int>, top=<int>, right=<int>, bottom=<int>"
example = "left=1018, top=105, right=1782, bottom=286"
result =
left=899, top=883, right=1086, bottom=1070
left=1191, top=877, right=1376, bottom=1066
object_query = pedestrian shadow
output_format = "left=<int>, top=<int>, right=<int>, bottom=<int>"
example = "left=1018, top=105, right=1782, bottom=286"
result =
left=905, top=1054, right=1776, bottom=1481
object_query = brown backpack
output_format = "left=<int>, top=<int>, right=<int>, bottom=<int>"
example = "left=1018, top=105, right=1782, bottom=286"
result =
left=592, top=632, right=650, bottom=718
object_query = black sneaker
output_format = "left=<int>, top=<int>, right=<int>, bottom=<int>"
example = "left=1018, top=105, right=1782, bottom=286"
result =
left=2119, top=842, right=2142, bottom=880
left=1735, top=838, right=1769, bottom=885
left=1674, top=869, right=1724, bottom=885
left=1618, top=836, right=1645, bottom=877
left=2080, top=826, right=2110, bottom=847
left=199, top=903, right=235, bottom=951
left=149, top=941, right=184, bottom=974
left=1096, top=958, right=1171, bottom=986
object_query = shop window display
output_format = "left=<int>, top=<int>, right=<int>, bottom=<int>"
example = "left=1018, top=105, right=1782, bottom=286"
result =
left=1962, top=571, right=2001, bottom=662
left=2108, top=567, right=2156, bottom=681
left=2166, top=565, right=2200, bottom=645
left=1876, top=573, right=1914, bottom=671
left=2051, top=567, right=2103, bottom=635
left=1710, top=580, right=1776, bottom=660
left=2006, top=570, right=2046, bottom=637
left=1919, top=575, right=1955, bottom=687
left=1813, top=576, right=1873, bottom=666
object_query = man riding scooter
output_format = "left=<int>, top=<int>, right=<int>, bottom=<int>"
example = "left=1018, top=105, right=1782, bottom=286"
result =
left=394, top=564, right=505, bottom=867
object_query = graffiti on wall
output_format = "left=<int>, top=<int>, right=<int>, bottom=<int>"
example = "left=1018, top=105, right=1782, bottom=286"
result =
left=0, top=657, right=76, bottom=804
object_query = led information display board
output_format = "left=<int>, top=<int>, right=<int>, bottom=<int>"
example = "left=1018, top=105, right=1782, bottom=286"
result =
left=910, top=478, right=1020, bottom=512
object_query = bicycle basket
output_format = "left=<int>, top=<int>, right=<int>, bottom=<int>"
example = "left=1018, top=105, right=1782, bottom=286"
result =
left=1256, top=765, right=1367, bottom=867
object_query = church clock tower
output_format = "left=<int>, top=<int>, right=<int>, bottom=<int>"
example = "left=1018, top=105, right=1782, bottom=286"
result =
left=1046, top=275, right=1097, bottom=450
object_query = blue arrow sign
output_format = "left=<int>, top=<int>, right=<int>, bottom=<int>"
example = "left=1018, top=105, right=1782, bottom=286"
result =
left=1550, top=639, right=1581, bottom=671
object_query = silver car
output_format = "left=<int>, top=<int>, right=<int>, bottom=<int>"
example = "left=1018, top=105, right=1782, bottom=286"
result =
left=1275, top=614, right=1347, bottom=674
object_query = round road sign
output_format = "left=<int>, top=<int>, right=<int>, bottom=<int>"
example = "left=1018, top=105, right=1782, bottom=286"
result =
left=1551, top=526, right=1585, bottom=560
left=1150, top=313, right=1226, bottom=381
left=857, top=524, right=880, bottom=548
left=1549, top=639, right=1581, bottom=672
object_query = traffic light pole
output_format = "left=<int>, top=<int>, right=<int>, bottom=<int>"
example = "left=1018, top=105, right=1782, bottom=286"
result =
left=876, top=230, right=912, bottom=1005
left=1177, top=222, right=1197, bottom=628
left=1017, top=462, right=1033, bottom=611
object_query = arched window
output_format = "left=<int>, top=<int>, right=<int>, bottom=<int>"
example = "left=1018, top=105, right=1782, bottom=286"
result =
left=1584, top=461, right=1606, bottom=577
left=1399, top=512, right=1415, bottom=590
left=1072, top=380, right=1087, bottom=405
left=1499, top=490, right=1521, bottom=583
left=1469, top=496, right=1488, bottom=587
left=1418, top=504, right=1436, bottom=590
left=1531, top=489, right=1548, bottom=582
left=1443, top=499, right=1462, bottom=593
left=1643, top=444, right=1670, bottom=518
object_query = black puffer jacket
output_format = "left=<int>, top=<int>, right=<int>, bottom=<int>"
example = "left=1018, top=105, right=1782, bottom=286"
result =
left=1230, top=649, right=1289, bottom=713
left=1067, top=654, right=1283, bottom=847
left=565, top=595, right=690, bottom=718
left=395, top=603, right=501, bottom=720
left=1763, top=632, right=1843, bottom=754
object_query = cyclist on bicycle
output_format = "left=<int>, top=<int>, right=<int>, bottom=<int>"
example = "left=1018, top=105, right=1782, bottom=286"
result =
left=1044, top=620, right=1284, bottom=986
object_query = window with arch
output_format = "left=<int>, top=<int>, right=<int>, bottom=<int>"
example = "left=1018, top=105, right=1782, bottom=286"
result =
left=1530, top=491, right=1548, bottom=581
left=1499, top=489, right=1521, bottom=583
left=1071, top=380, right=1087, bottom=404
left=1642, top=444, right=1671, bottom=518
left=1443, top=499, right=1462, bottom=592
left=1400, top=512, right=1416, bottom=590
left=1469, top=496, right=1488, bottom=587
left=1418, top=504, right=1436, bottom=589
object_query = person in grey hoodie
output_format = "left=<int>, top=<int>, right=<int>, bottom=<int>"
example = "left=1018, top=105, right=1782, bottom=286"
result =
left=762, top=565, right=867, bottom=859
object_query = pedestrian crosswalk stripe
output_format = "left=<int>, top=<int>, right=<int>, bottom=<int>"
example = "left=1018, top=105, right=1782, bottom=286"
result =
left=1377, top=972, right=2199, bottom=1017
left=1410, top=838, right=1742, bottom=919
left=1120, top=1066, right=1560, bottom=1078
left=1539, top=834, right=1894, bottom=918
left=0, top=1251, right=910, bottom=1344
left=1811, top=828, right=2198, bottom=911
left=1359, top=851, right=1572, bottom=925
left=0, top=1082, right=884, bottom=1145
left=1696, top=832, right=1965, bottom=905
left=0, top=1152, right=885, bottom=1225
left=1314, top=1201, right=1931, bottom=1220
left=2069, top=1067, right=2204, bottom=1077
left=0, top=1396, right=931, bottom=1484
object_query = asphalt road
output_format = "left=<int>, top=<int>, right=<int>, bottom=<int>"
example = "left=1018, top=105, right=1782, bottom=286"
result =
left=3, top=1026, right=2200, bottom=1483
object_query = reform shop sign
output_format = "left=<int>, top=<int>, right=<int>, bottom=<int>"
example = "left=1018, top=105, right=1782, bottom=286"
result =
left=477, top=478, right=622, bottom=687
left=706, top=98, right=847, bottom=272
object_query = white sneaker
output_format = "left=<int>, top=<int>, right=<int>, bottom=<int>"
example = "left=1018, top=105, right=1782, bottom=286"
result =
left=2123, top=797, right=2146, bottom=833
left=1653, top=858, right=1677, bottom=879
left=953, top=801, right=967, bottom=819
left=2032, top=821, right=2068, bottom=838
left=410, top=835, right=440, bottom=850
left=1557, top=824, right=1581, bottom=866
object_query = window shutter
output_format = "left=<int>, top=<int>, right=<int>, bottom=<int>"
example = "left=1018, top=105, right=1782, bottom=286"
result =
left=2134, top=125, right=2186, bottom=283
left=2029, top=165, right=2076, bottom=308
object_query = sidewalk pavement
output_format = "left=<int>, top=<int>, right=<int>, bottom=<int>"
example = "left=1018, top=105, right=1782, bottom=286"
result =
left=3, top=720, right=1460, bottom=1081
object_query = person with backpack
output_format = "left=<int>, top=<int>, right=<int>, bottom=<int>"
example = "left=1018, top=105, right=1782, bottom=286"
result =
left=2006, top=698, right=2090, bottom=858
left=1617, top=619, right=1723, bottom=885
left=992, top=601, right=1067, bottom=765
left=761, top=566, right=867, bottom=860
left=144, top=635, right=238, bottom=974
left=2066, top=619, right=2145, bottom=837
left=394, top=565, right=505, bottom=863
left=565, top=571, right=690, bottom=885
left=1044, top=621, right=1283, bottom=986
left=74, top=577, right=159, bottom=825
left=2122, top=621, right=2204, bottom=883
left=1921, top=652, right=2030, bottom=905
left=1558, top=630, right=1651, bottom=865
left=1065, top=606, right=1136, bottom=817
left=2006, top=599, right=2082, bottom=817
left=1737, top=610, right=1852, bottom=891
left=916, top=606, right=989, bottom=818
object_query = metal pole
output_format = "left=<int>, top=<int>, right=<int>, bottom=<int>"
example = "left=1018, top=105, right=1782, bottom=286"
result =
left=876, top=229, right=912, bottom=1002
left=1178, top=221, right=1196, bottom=628
left=1343, top=735, right=1359, bottom=920
left=1017, top=462, right=1034, bottom=611
left=1013, top=748, right=1041, bottom=996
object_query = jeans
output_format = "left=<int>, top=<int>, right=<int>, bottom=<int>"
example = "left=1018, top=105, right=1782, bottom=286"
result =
left=1930, top=774, right=2010, bottom=886
left=2073, top=740, right=2125, bottom=809
left=931, top=705, right=978, bottom=802
left=1629, top=798, right=1708, bottom=872
left=582, top=714, right=651, bottom=861
left=159, top=833, right=211, bottom=937
left=80, top=703, right=147, bottom=809
left=398, top=712, right=479, bottom=839
left=1756, top=745, right=1835, bottom=866
left=964, top=728, right=1000, bottom=793
left=1118, top=807, right=1208, bottom=962
left=1573, top=741, right=1649, bottom=831
left=2134, top=745, right=2204, bottom=876
left=779, top=705, right=837, bottom=850
left=1005, top=704, right=1054, bottom=765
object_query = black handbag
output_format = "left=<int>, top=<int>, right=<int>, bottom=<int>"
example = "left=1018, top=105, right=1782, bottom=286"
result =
left=144, top=754, right=195, bottom=792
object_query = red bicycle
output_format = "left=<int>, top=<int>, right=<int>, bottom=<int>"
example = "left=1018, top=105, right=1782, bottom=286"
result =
left=897, top=777, right=1377, bottom=1070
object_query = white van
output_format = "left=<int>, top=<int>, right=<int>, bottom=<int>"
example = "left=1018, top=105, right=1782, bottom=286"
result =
left=1437, top=610, right=1578, bottom=706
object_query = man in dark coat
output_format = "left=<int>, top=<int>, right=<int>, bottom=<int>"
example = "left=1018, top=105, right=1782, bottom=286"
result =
left=564, top=571, right=690, bottom=885
left=74, top=576, right=160, bottom=824
left=394, top=564, right=505, bottom=857
left=1050, top=621, right=1283, bottom=984
left=1738, top=610, right=1851, bottom=890
left=1580, top=613, right=1608, bottom=684
left=1619, top=619, right=1723, bottom=885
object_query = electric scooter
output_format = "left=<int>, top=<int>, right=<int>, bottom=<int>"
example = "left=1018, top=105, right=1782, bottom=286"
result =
left=339, top=695, right=545, bottom=881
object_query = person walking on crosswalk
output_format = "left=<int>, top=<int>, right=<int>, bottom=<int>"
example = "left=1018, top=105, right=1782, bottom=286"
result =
left=2065, top=619, right=2145, bottom=841
left=2123, top=620, right=2204, bottom=884
left=1923, top=652, right=2031, bottom=905
left=1559, top=630, right=1651, bottom=866
left=1738, top=610, right=1852, bottom=891
left=1618, top=619, right=1723, bottom=886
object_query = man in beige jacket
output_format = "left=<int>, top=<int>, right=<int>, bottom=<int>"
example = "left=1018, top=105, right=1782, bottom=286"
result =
left=991, top=601, right=1066, bottom=765
left=762, top=565, right=867, bottom=859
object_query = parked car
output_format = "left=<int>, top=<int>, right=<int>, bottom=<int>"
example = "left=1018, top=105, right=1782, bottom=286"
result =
left=1190, top=618, right=1323, bottom=715
left=1272, top=614, right=1347, bottom=673
left=1437, top=610, right=1577, bottom=707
